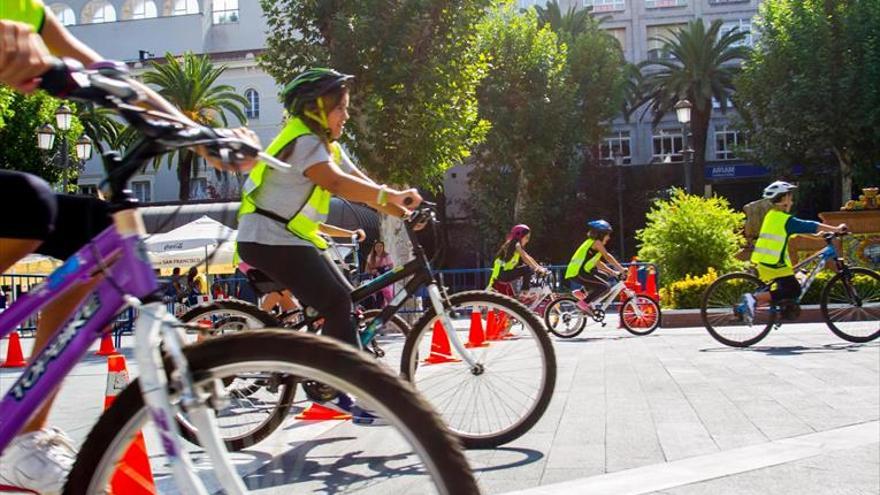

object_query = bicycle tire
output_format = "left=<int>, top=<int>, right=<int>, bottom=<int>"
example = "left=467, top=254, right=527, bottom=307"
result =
left=64, top=331, right=479, bottom=495
left=361, top=308, right=412, bottom=337
left=620, top=295, right=661, bottom=336
left=543, top=296, right=587, bottom=338
left=177, top=300, right=294, bottom=450
left=821, top=267, right=880, bottom=343
left=701, top=272, right=776, bottom=347
left=401, top=290, right=556, bottom=449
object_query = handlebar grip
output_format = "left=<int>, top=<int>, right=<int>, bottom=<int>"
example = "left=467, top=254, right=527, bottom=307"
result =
left=38, top=58, right=81, bottom=97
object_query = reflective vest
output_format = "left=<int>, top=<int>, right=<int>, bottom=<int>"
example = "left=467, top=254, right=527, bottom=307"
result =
left=237, top=117, right=339, bottom=250
left=750, top=209, right=793, bottom=281
left=0, top=0, right=46, bottom=32
left=487, top=248, right=521, bottom=288
left=565, top=239, right=602, bottom=279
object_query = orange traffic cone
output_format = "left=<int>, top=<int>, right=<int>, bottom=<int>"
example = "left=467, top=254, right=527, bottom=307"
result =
left=295, top=403, right=351, bottom=420
left=486, top=310, right=511, bottom=340
left=645, top=267, right=659, bottom=301
left=96, top=332, right=116, bottom=356
left=423, top=320, right=461, bottom=365
left=1, top=331, right=27, bottom=368
left=484, top=310, right=499, bottom=340
left=104, top=355, right=156, bottom=495
left=625, top=259, right=641, bottom=293
left=465, top=309, right=488, bottom=348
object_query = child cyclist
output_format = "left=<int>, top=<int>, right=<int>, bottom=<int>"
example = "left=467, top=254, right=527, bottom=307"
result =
left=486, top=224, right=549, bottom=294
left=564, top=220, right=627, bottom=314
left=742, top=181, right=847, bottom=320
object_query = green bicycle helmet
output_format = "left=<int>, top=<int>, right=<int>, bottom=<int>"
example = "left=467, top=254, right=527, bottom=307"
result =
left=281, top=67, right=354, bottom=118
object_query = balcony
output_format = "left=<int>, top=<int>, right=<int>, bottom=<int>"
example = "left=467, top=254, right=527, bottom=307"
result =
left=645, top=0, right=687, bottom=8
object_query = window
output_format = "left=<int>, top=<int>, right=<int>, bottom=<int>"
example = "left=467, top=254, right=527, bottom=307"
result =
left=189, top=178, right=208, bottom=199
left=131, top=181, right=151, bottom=203
left=244, top=88, right=260, bottom=120
left=600, top=130, right=632, bottom=165
left=646, top=24, right=685, bottom=60
left=128, top=0, right=158, bottom=20
left=652, top=129, right=684, bottom=163
left=714, top=125, right=748, bottom=160
left=607, top=28, right=626, bottom=52
left=79, top=184, right=98, bottom=196
left=585, top=0, right=625, bottom=13
left=172, top=0, right=199, bottom=15
left=709, top=0, right=750, bottom=4
left=83, top=0, right=117, bottom=24
left=645, top=0, right=686, bottom=8
left=50, top=3, right=76, bottom=26
left=213, top=0, right=239, bottom=24
left=721, top=19, right=753, bottom=47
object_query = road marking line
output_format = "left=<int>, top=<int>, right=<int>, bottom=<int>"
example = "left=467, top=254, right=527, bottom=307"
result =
left=505, top=420, right=879, bottom=495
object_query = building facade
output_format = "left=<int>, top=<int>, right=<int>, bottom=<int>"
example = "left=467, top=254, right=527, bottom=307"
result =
left=58, top=0, right=284, bottom=202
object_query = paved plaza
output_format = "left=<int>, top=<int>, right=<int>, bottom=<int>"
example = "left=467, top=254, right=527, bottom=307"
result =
left=1, top=320, right=878, bottom=494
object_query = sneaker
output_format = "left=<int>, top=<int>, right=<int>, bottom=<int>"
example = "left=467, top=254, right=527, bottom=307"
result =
left=739, top=293, right=756, bottom=323
left=0, top=427, right=77, bottom=495
left=572, top=288, right=586, bottom=300
left=350, top=405, right=386, bottom=427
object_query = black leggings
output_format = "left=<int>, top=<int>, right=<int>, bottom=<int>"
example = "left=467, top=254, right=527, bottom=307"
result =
left=497, top=265, right=533, bottom=291
left=238, top=242, right=357, bottom=347
left=574, top=270, right=612, bottom=304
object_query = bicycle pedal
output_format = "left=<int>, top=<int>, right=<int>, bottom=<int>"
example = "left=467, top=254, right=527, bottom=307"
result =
left=601, top=322, right=607, bottom=327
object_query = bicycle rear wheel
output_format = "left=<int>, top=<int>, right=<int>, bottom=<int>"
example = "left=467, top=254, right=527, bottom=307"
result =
left=701, top=272, right=776, bottom=347
left=543, top=296, right=587, bottom=338
left=821, top=267, right=880, bottom=343
left=64, top=331, right=479, bottom=495
left=401, top=290, right=556, bottom=449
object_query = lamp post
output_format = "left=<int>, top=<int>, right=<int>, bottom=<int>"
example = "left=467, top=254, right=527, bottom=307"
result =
left=55, top=105, right=73, bottom=192
left=36, top=106, right=92, bottom=193
left=674, top=99, right=694, bottom=194
left=613, top=150, right=626, bottom=258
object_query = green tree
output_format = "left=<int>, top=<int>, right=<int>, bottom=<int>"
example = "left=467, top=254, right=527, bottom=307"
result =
left=639, top=19, right=749, bottom=193
left=143, top=52, right=248, bottom=200
left=259, top=0, right=492, bottom=188
left=532, top=0, right=592, bottom=40
left=77, top=104, right=122, bottom=157
left=637, top=189, right=746, bottom=282
left=736, top=0, right=880, bottom=206
left=0, top=91, right=83, bottom=187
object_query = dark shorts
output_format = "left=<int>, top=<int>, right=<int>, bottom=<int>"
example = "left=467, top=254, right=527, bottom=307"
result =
left=1, top=170, right=112, bottom=260
left=770, top=275, right=801, bottom=303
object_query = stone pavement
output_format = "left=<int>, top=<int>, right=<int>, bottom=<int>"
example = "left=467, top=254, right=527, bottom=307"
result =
left=1, top=320, right=878, bottom=494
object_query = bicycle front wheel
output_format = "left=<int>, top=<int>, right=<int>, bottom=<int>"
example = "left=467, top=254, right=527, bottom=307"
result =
left=401, top=290, right=556, bottom=449
left=701, top=272, right=776, bottom=347
left=65, top=331, right=479, bottom=495
left=543, top=296, right=587, bottom=338
left=620, top=295, right=661, bottom=336
left=821, top=267, right=880, bottom=343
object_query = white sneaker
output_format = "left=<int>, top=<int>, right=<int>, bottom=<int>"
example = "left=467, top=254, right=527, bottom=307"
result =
left=0, top=427, right=77, bottom=495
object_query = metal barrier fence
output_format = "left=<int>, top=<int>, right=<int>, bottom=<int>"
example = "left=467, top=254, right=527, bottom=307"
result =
left=0, top=274, right=47, bottom=335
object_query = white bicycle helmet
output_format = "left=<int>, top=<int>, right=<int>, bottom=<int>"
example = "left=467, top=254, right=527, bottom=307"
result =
left=763, top=180, right=797, bottom=200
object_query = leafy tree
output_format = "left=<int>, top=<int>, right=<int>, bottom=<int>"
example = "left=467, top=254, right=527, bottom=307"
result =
left=736, top=0, right=880, bottom=206
left=142, top=52, right=248, bottom=200
left=259, top=0, right=492, bottom=188
left=639, top=19, right=749, bottom=193
left=637, top=188, right=746, bottom=282
left=0, top=90, right=83, bottom=187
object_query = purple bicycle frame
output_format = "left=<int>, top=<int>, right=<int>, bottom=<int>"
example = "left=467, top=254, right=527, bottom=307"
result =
left=0, top=221, right=157, bottom=452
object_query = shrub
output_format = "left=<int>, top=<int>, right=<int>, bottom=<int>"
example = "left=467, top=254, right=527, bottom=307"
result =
left=637, top=189, right=746, bottom=283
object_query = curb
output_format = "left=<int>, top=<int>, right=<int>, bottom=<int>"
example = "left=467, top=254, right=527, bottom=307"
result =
left=661, top=305, right=824, bottom=328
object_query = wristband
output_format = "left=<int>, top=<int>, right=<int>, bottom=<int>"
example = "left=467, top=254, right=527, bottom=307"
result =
left=377, top=185, right=389, bottom=207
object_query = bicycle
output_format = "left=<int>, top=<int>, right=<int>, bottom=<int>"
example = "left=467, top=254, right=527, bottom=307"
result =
left=493, top=270, right=561, bottom=317
left=0, top=62, right=479, bottom=494
left=182, top=200, right=557, bottom=449
left=543, top=274, right=662, bottom=338
left=701, top=231, right=880, bottom=347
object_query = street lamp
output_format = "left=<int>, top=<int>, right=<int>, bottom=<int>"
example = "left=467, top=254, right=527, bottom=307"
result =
left=613, top=151, right=626, bottom=258
left=55, top=105, right=73, bottom=131
left=75, top=135, right=94, bottom=162
left=36, top=124, right=56, bottom=151
left=675, top=99, right=695, bottom=194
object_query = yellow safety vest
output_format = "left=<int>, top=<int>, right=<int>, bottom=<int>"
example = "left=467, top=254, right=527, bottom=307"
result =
left=0, top=0, right=46, bottom=32
left=565, top=239, right=602, bottom=279
left=237, top=117, right=339, bottom=250
left=750, top=209, right=793, bottom=281
left=487, top=249, right=521, bottom=288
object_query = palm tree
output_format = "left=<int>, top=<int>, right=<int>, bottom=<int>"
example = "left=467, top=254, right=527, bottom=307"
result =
left=77, top=104, right=122, bottom=157
left=639, top=19, right=750, bottom=193
left=532, top=0, right=592, bottom=40
left=142, top=52, right=248, bottom=200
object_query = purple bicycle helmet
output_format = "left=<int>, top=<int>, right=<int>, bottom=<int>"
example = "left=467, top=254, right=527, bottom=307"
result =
left=507, top=224, right=531, bottom=241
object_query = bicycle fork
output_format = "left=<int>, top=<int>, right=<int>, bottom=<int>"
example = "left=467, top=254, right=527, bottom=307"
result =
left=131, top=299, right=247, bottom=495
left=426, top=284, right=479, bottom=368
